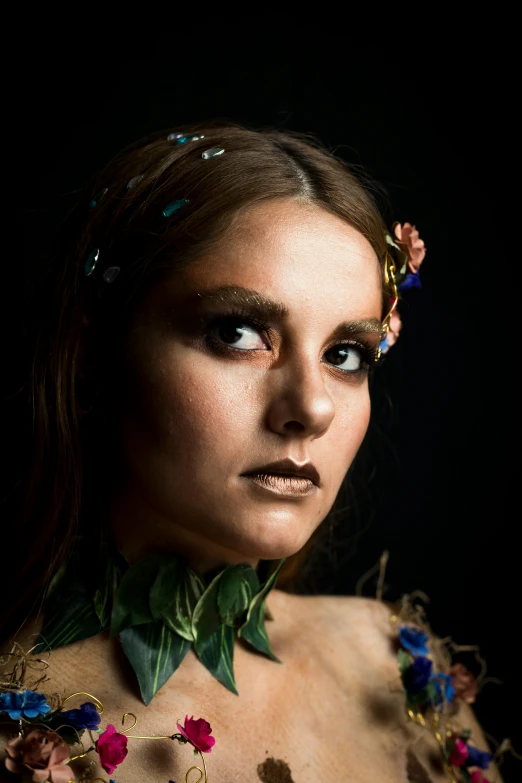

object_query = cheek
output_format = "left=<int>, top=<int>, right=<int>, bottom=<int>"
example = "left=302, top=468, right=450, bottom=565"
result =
left=332, top=387, right=371, bottom=470
left=120, top=345, right=257, bottom=474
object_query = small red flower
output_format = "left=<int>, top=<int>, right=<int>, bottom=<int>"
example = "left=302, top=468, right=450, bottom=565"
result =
left=96, top=723, right=128, bottom=774
left=176, top=715, right=216, bottom=753
left=449, top=737, right=469, bottom=766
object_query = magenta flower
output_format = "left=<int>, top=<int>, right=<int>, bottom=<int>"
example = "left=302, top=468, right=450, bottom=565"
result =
left=96, top=723, right=128, bottom=774
left=176, top=715, right=216, bottom=753
left=470, top=771, right=490, bottom=783
left=449, top=737, right=469, bottom=766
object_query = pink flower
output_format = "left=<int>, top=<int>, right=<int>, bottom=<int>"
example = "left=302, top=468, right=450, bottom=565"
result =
left=4, top=729, right=74, bottom=782
left=386, top=306, right=402, bottom=348
left=176, top=715, right=216, bottom=753
left=393, top=222, right=426, bottom=273
left=449, top=737, right=469, bottom=766
left=96, top=723, right=128, bottom=774
left=449, top=663, right=478, bottom=704
left=471, top=772, right=490, bottom=783
left=380, top=300, right=402, bottom=354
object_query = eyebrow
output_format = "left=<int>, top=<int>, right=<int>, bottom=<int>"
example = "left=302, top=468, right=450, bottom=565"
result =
left=195, top=285, right=382, bottom=338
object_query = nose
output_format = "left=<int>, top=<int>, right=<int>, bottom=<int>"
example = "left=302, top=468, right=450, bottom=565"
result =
left=265, top=354, right=336, bottom=438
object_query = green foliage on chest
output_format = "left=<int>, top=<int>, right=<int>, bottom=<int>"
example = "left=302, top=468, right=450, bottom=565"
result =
left=34, top=550, right=286, bottom=705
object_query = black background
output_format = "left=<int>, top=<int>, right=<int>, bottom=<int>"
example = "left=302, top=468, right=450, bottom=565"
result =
left=6, top=29, right=519, bottom=780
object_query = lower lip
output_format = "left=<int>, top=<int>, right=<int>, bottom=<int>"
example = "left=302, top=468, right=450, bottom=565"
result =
left=241, top=473, right=317, bottom=497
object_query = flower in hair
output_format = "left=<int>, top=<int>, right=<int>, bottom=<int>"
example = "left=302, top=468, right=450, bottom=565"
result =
left=176, top=715, right=216, bottom=753
left=393, top=222, right=426, bottom=274
left=449, top=662, right=478, bottom=704
left=4, top=729, right=73, bottom=782
left=0, top=689, right=51, bottom=720
left=380, top=304, right=402, bottom=354
left=57, top=700, right=101, bottom=730
left=398, top=626, right=429, bottom=657
left=96, top=723, right=129, bottom=774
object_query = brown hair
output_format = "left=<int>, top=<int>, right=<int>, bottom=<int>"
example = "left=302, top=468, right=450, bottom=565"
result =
left=2, top=121, right=390, bottom=640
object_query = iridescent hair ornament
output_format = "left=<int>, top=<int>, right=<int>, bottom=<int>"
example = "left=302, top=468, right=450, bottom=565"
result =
left=378, top=222, right=427, bottom=357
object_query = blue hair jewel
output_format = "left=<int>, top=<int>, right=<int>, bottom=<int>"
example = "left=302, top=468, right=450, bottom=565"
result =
left=201, top=148, right=225, bottom=160
left=127, top=175, right=144, bottom=190
left=84, top=248, right=100, bottom=276
left=102, top=266, right=121, bottom=284
left=167, top=132, right=205, bottom=145
left=89, top=188, right=108, bottom=208
left=162, top=198, right=190, bottom=218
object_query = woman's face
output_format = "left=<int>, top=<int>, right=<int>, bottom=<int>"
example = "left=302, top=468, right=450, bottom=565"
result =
left=114, top=199, right=383, bottom=568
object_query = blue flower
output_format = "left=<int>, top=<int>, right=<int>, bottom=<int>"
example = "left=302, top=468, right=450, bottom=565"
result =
left=0, top=689, right=51, bottom=719
left=398, top=272, right=422, bottom=291
left=402, top=656, right=433, bottom=693
left=398, top=626, right=429, bottom=657
left=466, top=745, right=492, bottom=769
left=431, top=672, right=455, bottom=707
left=59, top=701, right=101, bottom=730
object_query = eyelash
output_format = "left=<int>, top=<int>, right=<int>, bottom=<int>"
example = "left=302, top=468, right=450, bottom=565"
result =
left=199, top=307, right=379, bottom=375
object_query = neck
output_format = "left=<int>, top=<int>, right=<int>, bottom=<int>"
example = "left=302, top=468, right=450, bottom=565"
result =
left=109, top=483, right=260, bottom=577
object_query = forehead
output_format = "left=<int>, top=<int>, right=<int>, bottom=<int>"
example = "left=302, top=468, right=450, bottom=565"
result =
left=165, top=199, right=383, bottom=319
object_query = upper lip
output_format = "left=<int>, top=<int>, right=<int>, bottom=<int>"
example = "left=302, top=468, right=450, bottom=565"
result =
left=241, top=458, right=321, bottom=487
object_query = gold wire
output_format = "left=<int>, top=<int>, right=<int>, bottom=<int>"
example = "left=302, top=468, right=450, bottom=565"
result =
left=60, top=692, right=104, bottom=715
left=186, top=750, right=208, bottom=783
left=381, top=252, right=399, bottom=334
left=120, top=711, right=138, bottom=734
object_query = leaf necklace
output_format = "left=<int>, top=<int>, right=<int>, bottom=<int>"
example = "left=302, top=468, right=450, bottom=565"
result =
left=34, top=550, right=286, bottom=705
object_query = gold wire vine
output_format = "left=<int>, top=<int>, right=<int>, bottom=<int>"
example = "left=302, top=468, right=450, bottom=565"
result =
left=65, top=706, right=209, bottom=782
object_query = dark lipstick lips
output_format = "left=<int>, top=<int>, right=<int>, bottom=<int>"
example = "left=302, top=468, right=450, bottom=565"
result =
left=241, top=458, right=320, bottom=487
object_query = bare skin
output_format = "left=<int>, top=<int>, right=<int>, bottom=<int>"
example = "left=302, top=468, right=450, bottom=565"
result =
left=1, top=594, right=501, bottom=782
left=1, top=200, right=501, bottom=781
left=110, top=198, right=382, bottom=572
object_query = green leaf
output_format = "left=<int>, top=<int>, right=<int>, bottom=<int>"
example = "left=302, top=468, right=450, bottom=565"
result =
left=195, top=623, right=238, bottom=695
left=398, top=648, right=411, bottom=673
left=33, top=582, right=102, bottom=653
left=110, top=555, right=162, bottom=636
left=149, top=560, right=204, bottom=641
left=93, top=550, right=128, bottom=628
left=120, top=620, right=191, bottom=705
left=192, top=571, right=238, bottom=694
left=238, top=558, right=286, bottom=661
left=460, top=770, right=471, bottom=783
left=406, top=685, right=432, bottom=707
left=217, top=564, right=259, bottom=627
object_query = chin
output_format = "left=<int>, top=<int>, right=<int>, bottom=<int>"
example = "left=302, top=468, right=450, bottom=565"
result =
left=220, top=516, right=317, bottom=563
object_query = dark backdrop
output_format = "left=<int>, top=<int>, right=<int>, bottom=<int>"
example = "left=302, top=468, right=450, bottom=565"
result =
left=6, top=32, right=519, bottom=780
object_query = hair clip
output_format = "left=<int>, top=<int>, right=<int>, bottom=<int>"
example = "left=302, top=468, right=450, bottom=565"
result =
left=201, top=148, right=225, bottom=160
left=127, top=175, right=144, bottom=190
left=84, top=249, right=100, bottom=277
left=102, top=266, right=121, bottom=284
left=167, top=133, right=205, bottom=145
left=162, top=198, right=190, bottom=218
left=89, top=188, right=108, bottom=209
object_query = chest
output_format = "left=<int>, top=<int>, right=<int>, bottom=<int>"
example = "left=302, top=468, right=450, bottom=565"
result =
left=60, top=637, right=415, bottom=783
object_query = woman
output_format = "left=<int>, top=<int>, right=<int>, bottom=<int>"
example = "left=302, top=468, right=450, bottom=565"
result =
left=0, top=123, right=501, bottom=782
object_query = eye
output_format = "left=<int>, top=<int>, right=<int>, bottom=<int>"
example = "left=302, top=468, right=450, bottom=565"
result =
left=323, top=343, right=366, bottom=373
left=209, top=316, right=268, bottom=350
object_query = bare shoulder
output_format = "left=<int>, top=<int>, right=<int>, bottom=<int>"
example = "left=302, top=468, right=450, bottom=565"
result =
left=270, top=590, right=398, bottom=681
